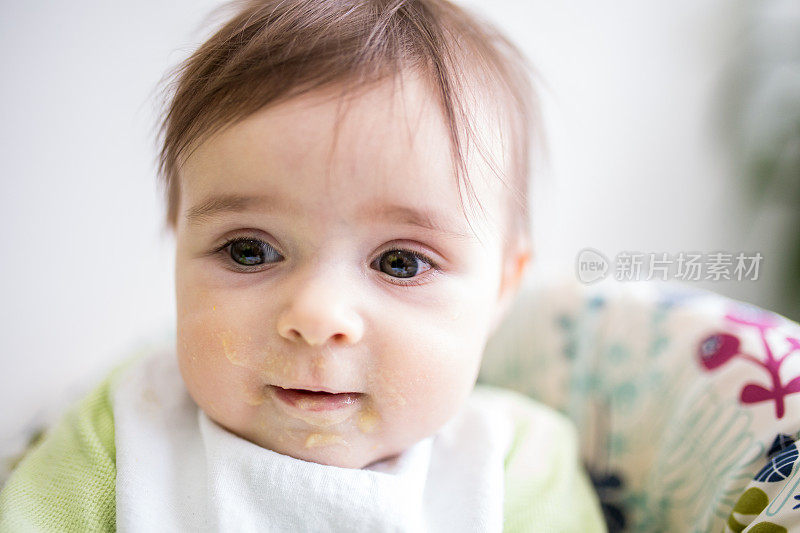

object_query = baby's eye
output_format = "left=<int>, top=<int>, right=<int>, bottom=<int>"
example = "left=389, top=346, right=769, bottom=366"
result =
left=227, top=238, right=282, bottom=267
left=375, top=249, right=434, bottom=282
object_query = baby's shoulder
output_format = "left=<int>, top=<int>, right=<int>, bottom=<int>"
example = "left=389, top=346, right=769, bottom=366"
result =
left=468, top=383, right=579, bottom=441
left=432, top=383, right=581, bottom=473
left=468, top=386, right=606, bottom=532
left=0, top=349, right=150, bottom=532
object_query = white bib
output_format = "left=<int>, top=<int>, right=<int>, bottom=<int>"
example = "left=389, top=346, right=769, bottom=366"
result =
left=112, top=349, right=513, bottom=532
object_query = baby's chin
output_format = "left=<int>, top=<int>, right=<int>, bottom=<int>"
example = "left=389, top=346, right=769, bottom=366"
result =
left=275, top=439, right=400, bottom=470
left=236, top=424, right=408, bottom=470
left=245, top=392, right=439, bottom=469
left=211, top=405, right=428, bottom=470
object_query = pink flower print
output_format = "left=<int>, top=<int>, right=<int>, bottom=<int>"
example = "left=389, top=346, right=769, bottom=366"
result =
left=724, top=307, right=781, bottom=330
left=699, top=334, right=741, bottom=370
left=698, top=307, right=800, bottom=419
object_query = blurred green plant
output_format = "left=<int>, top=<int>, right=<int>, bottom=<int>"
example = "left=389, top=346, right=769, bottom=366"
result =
left=722, top=0, right=800, bottom=321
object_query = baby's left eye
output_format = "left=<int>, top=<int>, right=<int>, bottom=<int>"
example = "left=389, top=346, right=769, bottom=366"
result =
left=374, top=249, right=434, bottom=282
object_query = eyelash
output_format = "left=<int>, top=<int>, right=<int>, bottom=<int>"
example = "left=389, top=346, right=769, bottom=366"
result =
left=213, top=236, right=441, bottom=287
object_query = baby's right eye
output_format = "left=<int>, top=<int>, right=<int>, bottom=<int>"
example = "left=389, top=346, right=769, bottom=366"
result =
left=225, top=237, right=282, bottom=269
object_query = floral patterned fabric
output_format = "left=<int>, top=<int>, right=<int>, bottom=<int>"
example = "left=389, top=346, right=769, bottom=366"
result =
left=478, top=275, right=800, bottom=532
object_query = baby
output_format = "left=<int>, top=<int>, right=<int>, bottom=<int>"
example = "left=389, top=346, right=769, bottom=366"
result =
left=0, top=0, right=605, bottom=531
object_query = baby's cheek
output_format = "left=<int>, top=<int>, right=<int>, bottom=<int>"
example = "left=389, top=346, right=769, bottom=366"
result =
left=176, top=311, right=261, bottom=425
left=375, top=342, right=480, bottom=442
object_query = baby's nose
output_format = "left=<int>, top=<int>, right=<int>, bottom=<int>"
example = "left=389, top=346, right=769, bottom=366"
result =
left=275, top=270, right=364, bottom=347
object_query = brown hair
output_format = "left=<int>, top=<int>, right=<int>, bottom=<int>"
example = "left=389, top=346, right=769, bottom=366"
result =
left=154, top=0, right=542, bottom=253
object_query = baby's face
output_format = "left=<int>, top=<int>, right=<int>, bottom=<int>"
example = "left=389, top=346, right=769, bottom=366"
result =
left=174, top=73, right=527, bottom=469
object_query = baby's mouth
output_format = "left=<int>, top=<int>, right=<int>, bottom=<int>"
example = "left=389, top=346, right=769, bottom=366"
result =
left=270, top=385, right=363, bottom=412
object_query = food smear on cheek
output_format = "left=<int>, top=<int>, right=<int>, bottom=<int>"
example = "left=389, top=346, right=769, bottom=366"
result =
left=391, top=392, right=407, bottom=407
left=179, top=337, right=200, bottom=365
left=218, top=330, right=294, bottom=384
left=218, top=329, right=247, bottom=367
left=357, top=404, right=380, bottom=434
left=255, top=346, right=296, bottom=384
left=243, top=386, right=268, bottom=406
left=304, top=432, right=347, bottom=448
left=380, top=380, right=408, bottom=407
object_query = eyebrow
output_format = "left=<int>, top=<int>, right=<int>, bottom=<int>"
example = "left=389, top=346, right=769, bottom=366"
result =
left=184, top=193, right=475, bottom=239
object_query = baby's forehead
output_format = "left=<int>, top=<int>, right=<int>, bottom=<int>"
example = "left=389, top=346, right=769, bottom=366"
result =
left=229, top=72, right=502, bottom=160
left=180, top=74, right=510, bottom=243
left=197, top=80, right=501, bottom=182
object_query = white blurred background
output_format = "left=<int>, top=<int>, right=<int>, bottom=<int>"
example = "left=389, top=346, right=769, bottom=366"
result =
left=1, top=0, right=798, bottom=467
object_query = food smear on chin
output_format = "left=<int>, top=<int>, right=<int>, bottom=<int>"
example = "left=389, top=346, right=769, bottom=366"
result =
left=304, top=432, right=347, bottom=448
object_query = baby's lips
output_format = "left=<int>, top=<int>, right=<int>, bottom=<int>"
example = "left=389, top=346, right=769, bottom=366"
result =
left=279, top=383, right=359, bottom=395
left=271, top=385, right=363, bottom=412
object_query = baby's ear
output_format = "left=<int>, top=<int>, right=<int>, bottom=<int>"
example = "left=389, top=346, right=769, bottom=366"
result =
left=489, top=237, right=533, bottom=335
